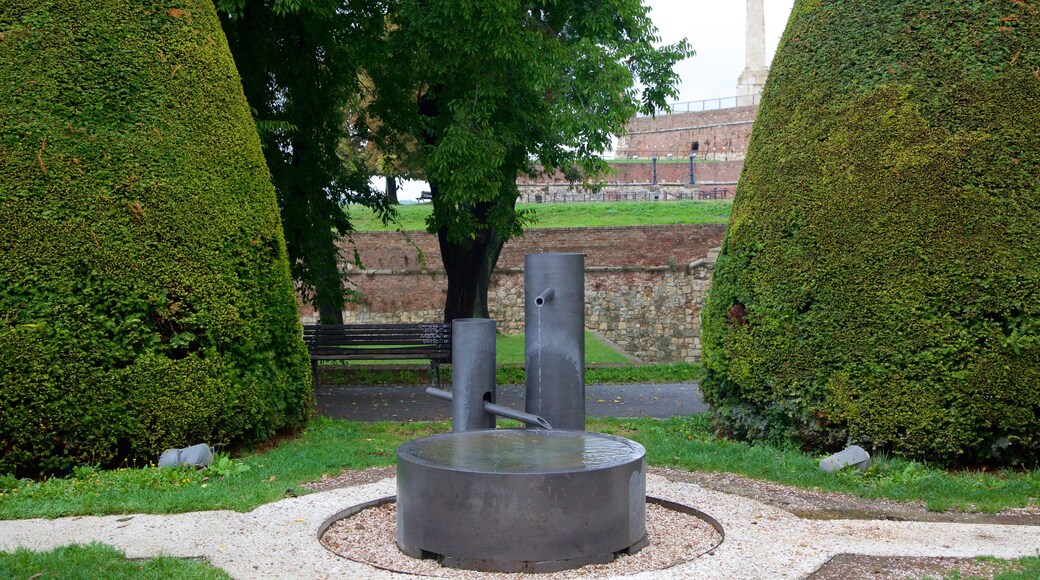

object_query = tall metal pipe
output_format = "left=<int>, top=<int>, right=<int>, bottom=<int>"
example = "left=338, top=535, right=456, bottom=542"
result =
left=524, top=253, right=586, bottom=431
left=451, top=318, right=497, bottom=432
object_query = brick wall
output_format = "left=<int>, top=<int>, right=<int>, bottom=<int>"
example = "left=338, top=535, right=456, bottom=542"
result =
left=515, top=105, right=756, bottom=195
left=300, top=224, right=725, bottom=362
left=615, top=105, right=758, bottom=160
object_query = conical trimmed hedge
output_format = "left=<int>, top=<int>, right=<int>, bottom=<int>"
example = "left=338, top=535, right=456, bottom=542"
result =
left=0, top=0, right=311, bottom=476
left=701, top=0, right=1040, bottom=464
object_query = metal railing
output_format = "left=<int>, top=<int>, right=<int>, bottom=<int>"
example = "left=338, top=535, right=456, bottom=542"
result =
left=637, top=93, right=762, bottom=117
left=517, top=185, right=735, bottom=204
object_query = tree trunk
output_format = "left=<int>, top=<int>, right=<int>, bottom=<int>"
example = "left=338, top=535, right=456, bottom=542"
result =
left=435, top=188, right=507, bottom=322
left=317, top=303, right=344, bottom=324
left=385, top=175, right=399, bottom=205
left=439, top=228, right=503, bottom=322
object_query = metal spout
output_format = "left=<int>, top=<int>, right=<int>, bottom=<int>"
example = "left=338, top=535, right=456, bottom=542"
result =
left=534, top=287, right=555, bottom=306
left=426, top=387, right=453, bottom=402
left=425, top=387, right=553, bottom=429
left=483, top=402, right=553, bottom=430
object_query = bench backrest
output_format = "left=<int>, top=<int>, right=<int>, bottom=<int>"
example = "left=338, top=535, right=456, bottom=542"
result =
left=302, top=323, right=452, bottom=361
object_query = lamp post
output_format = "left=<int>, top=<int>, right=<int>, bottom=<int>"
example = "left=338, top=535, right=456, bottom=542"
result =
left=688, top=151, right=697, bottom=185
left=651, top=154, right=657, bottom=185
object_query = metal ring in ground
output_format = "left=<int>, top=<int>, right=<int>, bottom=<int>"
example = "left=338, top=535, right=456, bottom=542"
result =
left=319, top=495, right=724, bottom=575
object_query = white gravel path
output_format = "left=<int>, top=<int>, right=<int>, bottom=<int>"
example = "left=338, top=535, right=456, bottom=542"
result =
left=1, top=474, right=1038, bottom=579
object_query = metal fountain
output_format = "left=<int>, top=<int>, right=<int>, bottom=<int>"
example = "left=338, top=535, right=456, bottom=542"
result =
left=396, top=253, right=648, bottom=573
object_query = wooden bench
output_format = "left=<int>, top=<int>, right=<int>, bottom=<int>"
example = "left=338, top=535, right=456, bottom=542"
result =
left=302, top=323, right=452, bottom=388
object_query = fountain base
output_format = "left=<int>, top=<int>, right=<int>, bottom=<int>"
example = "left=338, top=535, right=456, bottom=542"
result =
left=396, top=429, right=647, bottom=573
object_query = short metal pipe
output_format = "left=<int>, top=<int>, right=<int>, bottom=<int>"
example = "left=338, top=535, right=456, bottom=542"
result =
left=427, top=387, right=551, bottom=429
left=483, top=402, right=553, bottom=430
left=451, top=318, right=497, bottom=432
left=426, top=387, right=452, bottom=402
left=534, top=287, right=554, bottom=306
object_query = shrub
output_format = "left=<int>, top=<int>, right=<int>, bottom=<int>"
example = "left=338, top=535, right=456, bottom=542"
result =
left=701, top=0, right=1040, bottom=465
left=0, top=0, right=311, bottom=477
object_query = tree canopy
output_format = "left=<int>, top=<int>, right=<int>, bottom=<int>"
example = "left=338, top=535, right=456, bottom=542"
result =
left=219, top=0, right=395, bottom=323
left=214, top=0, right=689, bottom=322
left=701, top=0, right=1040, bottom=465
left=365, top=0, right=692, bottom=320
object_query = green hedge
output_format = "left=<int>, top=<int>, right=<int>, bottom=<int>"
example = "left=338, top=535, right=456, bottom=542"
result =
left=701, top=0, right=1040, bottom=464
left=0, top=0, right=311, bottom=477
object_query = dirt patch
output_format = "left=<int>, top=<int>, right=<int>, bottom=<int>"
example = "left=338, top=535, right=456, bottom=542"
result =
left=806, top=554, right=1019, bottom=579
left=652, top=467, right=1040, bottom=526
left=300, top=466, right=396, bottom=492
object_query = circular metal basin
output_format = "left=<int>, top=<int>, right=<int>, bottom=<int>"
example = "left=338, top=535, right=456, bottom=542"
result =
left=396, top=429, right=647, bottom=573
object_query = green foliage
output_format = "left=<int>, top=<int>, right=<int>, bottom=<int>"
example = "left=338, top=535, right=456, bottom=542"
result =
left=206, top=453, right=251, bottom=478
left=219, top=1, right=396, bottom=322
left=0, top=0, right=311, bottom=477
left=993, top=555, right=1040, bottom=580
left=365, top=0, right=692, bottom=319
left=0, top=418, right=446, bottom=518
left=701, top=0, right=1040, bottom=465
left=0, top=543, right=232, bottom=580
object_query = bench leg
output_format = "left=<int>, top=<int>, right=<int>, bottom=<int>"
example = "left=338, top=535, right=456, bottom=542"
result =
left=431, top=361, right=441, bottom=390
left=312, top=359, right=319, bottom=389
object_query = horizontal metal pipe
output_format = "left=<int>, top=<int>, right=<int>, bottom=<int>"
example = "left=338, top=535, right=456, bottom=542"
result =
left=483, top=402, right=553, bottom=430
left=426, top=387, right=453, bottom=402
left=534, top=287, right=555, bottom=306
left=427, top=387, right=552, bottom=429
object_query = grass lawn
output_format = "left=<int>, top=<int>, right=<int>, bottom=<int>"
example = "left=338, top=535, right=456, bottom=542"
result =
left=4, top=416, right=1039, bottom=577
left=497, top=331, right=631, bottom=364
left=0, top=543, right=231, bottom=579
left=3, top=416, right=1038, bottom=520
left=348, top=199, right=732, bottom=231
left=319, top=361, right=700, bottom=387
left=316, top=331, right=667, bottom=386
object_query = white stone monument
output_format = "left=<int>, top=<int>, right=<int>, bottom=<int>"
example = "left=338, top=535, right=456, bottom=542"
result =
left=736, top=0, right=769, bottom=105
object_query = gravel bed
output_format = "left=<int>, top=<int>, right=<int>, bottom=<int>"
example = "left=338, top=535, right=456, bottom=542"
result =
left=321, top=500, right=722, bottom=578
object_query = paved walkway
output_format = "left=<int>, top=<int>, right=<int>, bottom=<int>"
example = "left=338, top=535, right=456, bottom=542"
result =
left=315, top=382, right=708, bottom=421
left=2, top=475, right=1039, bottom=579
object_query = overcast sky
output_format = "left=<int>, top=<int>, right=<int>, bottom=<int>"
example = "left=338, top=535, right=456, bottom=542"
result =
left=647, top=0, right=796, bottom=103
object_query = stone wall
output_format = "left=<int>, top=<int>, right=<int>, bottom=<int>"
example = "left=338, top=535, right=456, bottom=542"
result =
left=487, top=262, right=716, bottom=362
left=299, top=224, right=725, bottom=362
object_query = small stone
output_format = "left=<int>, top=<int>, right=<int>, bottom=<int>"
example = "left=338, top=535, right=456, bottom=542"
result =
left=820, top=445, right=871, bottom=473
